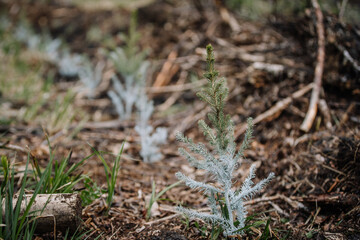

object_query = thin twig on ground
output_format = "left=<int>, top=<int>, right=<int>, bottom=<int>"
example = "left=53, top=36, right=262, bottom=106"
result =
left=218, top=5, right=241, bottom=32
left=300, top=0, right=326, bottom=132
left=339, top=102, right=356, bottom=127
left=170, top=102, right=208, bottom=140
left=157, top=71, right=188, bottom=112
left=147, top=79, right=207, bottom=94
left=235, top=83, right=314, bottom=139
left=318, top=99, right=333, bottom=129
left=153, top=50, right=180, bottom=88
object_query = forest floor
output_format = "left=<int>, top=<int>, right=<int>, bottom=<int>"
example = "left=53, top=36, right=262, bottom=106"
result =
left=0, top=0, right=359, bottom=239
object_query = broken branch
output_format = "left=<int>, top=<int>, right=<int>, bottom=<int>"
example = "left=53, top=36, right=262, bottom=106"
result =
left=300, top=0, right=326, bottom=132
left=235, top=83, right=314, bottom=138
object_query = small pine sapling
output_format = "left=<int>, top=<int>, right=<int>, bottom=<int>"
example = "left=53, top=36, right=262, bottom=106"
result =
left=176, top=44, right=274, bottom=237
left=107, top=60, right=149, bottom=120
left=135, top=93, right=167, bottom=162
left=57, top=51, right=85, bottom=78
left=78, top=60, right=105, bottom=98
left=107, top=12, right=149, bottom=120
left=14, top=21, right=62, bottom=63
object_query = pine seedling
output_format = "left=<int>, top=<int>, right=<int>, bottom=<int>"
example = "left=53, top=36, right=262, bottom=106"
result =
left=107, top=60, right=149, bottom=120
left=107, top=12, right=149, bottom=120
left=175, top=44, right=274, bottom=237
left=57, top=51, right=85, bottom=78
left=78, top=60, right=105, bottom=98
left=135, top=93, right=167, bottom=162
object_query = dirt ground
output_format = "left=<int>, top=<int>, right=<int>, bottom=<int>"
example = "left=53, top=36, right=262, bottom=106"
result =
left=1, top=0, right=359, bottom=239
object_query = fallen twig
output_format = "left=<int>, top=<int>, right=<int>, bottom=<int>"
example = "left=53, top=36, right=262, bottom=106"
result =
left=83, top=120, right=134, bottom=129
left=157, top=71, right=188, bottom=112
left=290, top=193, right=359, bottom=207
left=341, top=46, right=360, bottom=71
left=153, top=50, right=180, bottom=88
left=218, top=5, right=241, bottom=32
left=318, top=99, right=333, bottom=129
left=300, top=0, right=326, bottom=132
left=0, top=142, right=28, bottom=153
left=145, top=194, right=303, bottom=225
left=170, top=103, right=208, bottom=140
left=235, top=83, right=314, bottom=138
left=339, top=102, right=356, bottom=127
left=147, top=79, right=207, bottom=94
left=145, top=213, right=180, bottom=225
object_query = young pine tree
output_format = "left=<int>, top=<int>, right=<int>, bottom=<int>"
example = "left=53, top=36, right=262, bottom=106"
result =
left=176, top=44, right=274, bottom=237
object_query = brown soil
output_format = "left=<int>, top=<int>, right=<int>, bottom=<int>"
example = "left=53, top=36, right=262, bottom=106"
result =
left=1, top=0, right=359, bottom=239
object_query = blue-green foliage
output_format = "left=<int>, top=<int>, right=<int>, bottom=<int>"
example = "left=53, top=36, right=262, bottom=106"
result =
left=78, top=60, right=104, bottom=98
left=107, top=12, right=149, bottom=120
left=135, top=94, right=167, bottom=162
left=176, top=45, right=274, bottom=237
left=13, top=18, right=103, bottom=90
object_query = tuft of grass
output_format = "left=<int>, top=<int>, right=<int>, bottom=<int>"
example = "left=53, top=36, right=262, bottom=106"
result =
left=31, top=137, right=95, bottom=194
left=1, top=154, right=48, bottom=239
left=90, top=142, right=124, bottom=210
left=0, top=137, right=102, bottom=238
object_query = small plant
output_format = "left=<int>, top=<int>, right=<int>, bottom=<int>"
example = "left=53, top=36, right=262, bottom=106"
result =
left=146, top=180, right=182, bottom=221
left=107, top=68, right=147, bottom=120
left=78, top=60, right=105, bottom=98
left=175, top=45, right=274, bottom=237
left=106, top=12, right=167, bottom=162
left=91, top=143, right=124, bottom=209
left=107, top=12, right=149, bottom=120
left=80, top=177, right=105, bottom=206
left=135, top=94, right=167, bottom=162
left=13, top=21, right=62, bottom=63
left=57, top=52, right=85, bottom=78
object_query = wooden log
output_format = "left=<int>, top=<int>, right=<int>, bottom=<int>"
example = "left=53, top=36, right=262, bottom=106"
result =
left=4, top=193, right=82, bottom=233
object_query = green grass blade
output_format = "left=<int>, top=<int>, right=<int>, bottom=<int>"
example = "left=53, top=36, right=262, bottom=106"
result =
left=107, top=142, right=124, bottom=208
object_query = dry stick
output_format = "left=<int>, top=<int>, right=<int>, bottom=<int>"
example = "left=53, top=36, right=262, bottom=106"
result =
left=153, top=50, right=180, bottom=88
left=339, top=102, right=356, bottom=127
left=235, top=83, right=314, bottom=138
left=170, top=103, right=209, bottom=141
left=300, top=0, right=326, bottom=132
left=0, top=142, right=28, bottom=153
left=218, top=6, right=241, bottom=32
left=157, top=71, right=188, bottom=112
left=145, top=195, right=296, bottom=225
left=147, top=79, right=207, bottom=94
left=83, top=119, right=134, bottom=129
left=290, top=193, right=359, bottom=206
left=337, top=45, right=360, bottom=72
left=318, top=99, right=333, bottom=129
